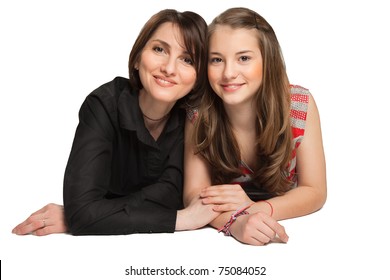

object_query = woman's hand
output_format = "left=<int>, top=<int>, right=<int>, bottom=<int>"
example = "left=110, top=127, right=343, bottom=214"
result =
left=200, top=184, right=253, bottom=212
left=229, top=212, right=289, bottom=246
left=12, top=203, right=67, bottom=236
left=176, top=197, right=220, bottom=231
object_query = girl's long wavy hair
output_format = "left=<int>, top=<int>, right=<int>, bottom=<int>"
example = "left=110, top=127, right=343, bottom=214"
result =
left=194, top=7, right=293, bottom=195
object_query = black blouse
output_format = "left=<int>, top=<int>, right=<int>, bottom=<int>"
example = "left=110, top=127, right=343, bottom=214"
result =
left=63, top=77, right=185, bottom=235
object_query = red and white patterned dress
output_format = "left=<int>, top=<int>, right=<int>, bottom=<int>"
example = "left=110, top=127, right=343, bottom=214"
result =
left=187, top=85, right=310, bottom=193
left=288, top=85, right=310, bottom=187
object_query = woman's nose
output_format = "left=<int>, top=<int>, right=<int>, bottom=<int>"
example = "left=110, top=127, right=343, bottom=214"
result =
left=160, top=57, right=176, bottom=76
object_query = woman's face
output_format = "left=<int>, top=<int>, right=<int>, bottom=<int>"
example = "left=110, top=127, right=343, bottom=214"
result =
left=207, top=25, right=263, bottom=108
left=136, top=22, right=196, bottom=104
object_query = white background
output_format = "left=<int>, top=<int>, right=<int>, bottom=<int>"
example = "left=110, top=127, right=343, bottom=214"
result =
left=1, top=0, right=389, bottom=279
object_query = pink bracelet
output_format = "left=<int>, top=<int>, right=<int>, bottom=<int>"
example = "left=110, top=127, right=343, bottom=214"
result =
left=218, top=204, right=252, bottom=236
left=262, top=200, right=273, bottom=216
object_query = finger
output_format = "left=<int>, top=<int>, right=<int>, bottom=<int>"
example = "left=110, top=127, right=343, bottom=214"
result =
left=12, top=216, right=34, bottom=230
left=204, top=197, right=246, bottom=208
left=200, top=189, right=222, bottom=198
left=212, top=203, right=239, bottom=212
left=275, top=227, right=289, bottom=243
left=201, top=189, right=243, bottom=201
left=255, top=223, right=276, bottom=241
left=34, top=227, right=51, bottom=236
left=12, top=214, right=40, bottom=234
left=243, top=236, right=265, bottom=246
left=201, top=184, right=242, bottom=197
left=263, top=217, right=289, bottom=243
left=34, top=224, right=67, bottom=236
left=251, top=231, right=272, bottom=245
left=203, top=194, right=249, bottom=207
left=12, top=222, right=26, bottom=233
left=203, top=184, right=242, bottom=191
left=243, top=214, right=275, bottom=243
left=202, top=196, right=230, bottom=204
left=240, top=230, right=268, bottom=246
left=13, top=219, right=45, bottom=235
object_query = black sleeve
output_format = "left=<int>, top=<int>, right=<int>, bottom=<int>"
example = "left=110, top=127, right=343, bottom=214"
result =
left=63, top=95, right=177, bottom=235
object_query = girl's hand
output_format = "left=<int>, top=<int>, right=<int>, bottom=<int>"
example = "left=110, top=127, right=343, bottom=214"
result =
left=229, top=212, right=289, bottom=246
left=12, top=203, right=67, bottom=236
left=176, top=197, right=219, bottom=231
left=200, top=184, right=253, bottom=212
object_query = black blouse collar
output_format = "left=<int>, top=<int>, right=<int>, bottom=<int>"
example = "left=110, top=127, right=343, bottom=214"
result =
left=117, top=84, right=183, bottom=141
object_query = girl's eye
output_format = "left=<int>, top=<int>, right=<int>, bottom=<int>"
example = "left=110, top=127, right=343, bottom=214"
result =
left=239, top=56, right=250, bottom=62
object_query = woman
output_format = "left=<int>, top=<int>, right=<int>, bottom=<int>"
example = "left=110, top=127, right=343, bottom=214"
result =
left=184, top=7, right=326, bottom=245
left=12, top=9, right=217, bottom=235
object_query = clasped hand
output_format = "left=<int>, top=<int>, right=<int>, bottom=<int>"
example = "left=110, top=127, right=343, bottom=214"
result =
left=200, top=184, right=289, bottom=246
left=200, top=184, right=253, bottom=212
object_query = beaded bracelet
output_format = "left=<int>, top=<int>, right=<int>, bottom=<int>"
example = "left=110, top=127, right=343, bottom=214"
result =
left=218, top=204, right=252, bottom=236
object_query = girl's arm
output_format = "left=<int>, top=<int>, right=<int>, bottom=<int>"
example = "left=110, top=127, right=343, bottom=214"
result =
left=250, top=93, right=327, bottom=220
left=200, top=94, right=326, bottom=245
left=183, top=119, right=213, bottom=207
left=180, top=119, right=220, bottom=229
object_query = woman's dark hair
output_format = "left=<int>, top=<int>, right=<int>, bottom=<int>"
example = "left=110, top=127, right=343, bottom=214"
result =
left=128, top=9, right=208, bottom=107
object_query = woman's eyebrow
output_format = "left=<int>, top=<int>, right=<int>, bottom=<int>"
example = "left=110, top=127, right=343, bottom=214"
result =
left=150, top=39, right=170, bottom=49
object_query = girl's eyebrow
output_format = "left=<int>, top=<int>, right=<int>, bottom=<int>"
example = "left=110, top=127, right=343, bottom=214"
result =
left=209, top=50, right=255, bottom=55
left=236, top=50, right=255, bottom=55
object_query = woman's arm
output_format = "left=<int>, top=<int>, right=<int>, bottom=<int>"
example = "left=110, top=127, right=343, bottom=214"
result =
left=64, top=94, right=181, bottom=235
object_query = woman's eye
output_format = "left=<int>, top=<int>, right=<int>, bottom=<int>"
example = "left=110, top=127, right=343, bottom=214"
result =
left=183, top=57, right=194, bottom=65
left=210, top=57, right=222, bottom=64
left=153, top=46, right=164, bottom=53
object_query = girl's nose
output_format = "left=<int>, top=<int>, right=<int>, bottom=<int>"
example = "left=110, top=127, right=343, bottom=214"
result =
left=222, top=61, right=239, bottom=80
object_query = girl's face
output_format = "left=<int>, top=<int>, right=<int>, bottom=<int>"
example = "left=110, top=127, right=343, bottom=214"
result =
left=136, top=22, right=196, bottom=105
left=208, top=25, right=263, bottom=108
